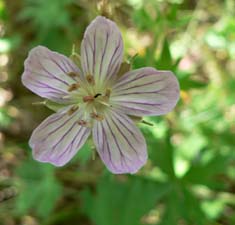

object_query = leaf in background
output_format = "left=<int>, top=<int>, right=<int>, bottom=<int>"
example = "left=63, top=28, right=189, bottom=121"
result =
left=176, top=70, right=207, bottom=90
left=182, top=153, right=231, bottom=189
left=15, top=159, right=62, bottom=219
left=0, top=0, right=7, bottom=21
left=160, top=185, right=209, bottom=225
left=0, top=35, right=21, bottom=53
left=156, top=38, right=173, bottom=70
left=0, top=108, right=13, bottom=128
left=71, top=142, right=93, bottom=166
left=20, top=0, right=72, bottom=29
left=180, top=77, right=208, bottom=90
left=133, top=7, right=155, bottom=31
left=81, top=176, right=170, bottom=225
left=145, top=128, right=176, bottom=180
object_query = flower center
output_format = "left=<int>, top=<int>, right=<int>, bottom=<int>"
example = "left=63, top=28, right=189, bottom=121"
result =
left=65, top=72, right=112, bottom=127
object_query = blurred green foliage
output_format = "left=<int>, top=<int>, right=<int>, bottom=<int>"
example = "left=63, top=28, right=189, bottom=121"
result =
left=15, top=159, right=62, bottom=219
left=1, top=0, right=235, bottom=225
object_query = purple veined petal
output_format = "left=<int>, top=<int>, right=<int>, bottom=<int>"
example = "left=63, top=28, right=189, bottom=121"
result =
left=30, top=107, right=91, bottom=166
left=81, top=16, right=123, bottom=87
left=111, top=67, right=180, bottom=116
left=92, top=109, right=147, bottom=174
left=22, top=46, right=82, bottom=103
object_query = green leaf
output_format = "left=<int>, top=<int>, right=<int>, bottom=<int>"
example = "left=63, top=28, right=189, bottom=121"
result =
left=160, top=185, right=209, bottom=225
left=180, top=77, right=208, bottom=90
left=15, top=159, right=62, bottom=219
left=182, top=153, right=231, bottom=189
left=156, top=38, right=172, bottom=70
left=145, top=128, right=176, bottom=179
left=0, top=108, right=13, bottom=128
left=81, top=176, right=170, bottom=225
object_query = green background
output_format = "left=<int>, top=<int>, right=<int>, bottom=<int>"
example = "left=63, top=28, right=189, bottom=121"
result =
left=0, top=0, right=235, bottom=224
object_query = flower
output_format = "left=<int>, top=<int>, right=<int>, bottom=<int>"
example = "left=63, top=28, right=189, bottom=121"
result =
left=22, top=16, right=180, bottom=174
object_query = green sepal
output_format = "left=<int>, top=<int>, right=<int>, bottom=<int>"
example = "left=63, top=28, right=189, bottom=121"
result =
left=128, top=53, right=138, bottom=64
left=141, top=120, right=154, bottom=126
left=32, top=100, right=69, bottom=112
left=117, top=61, right=132, bottom=78
left=70, top=53, right=81, bottom=68
left=129, top=115, right=143, bottom=123
left=70, top=44, right=81, bottom=68
left=129, top=115, right=154, bottom=126
left=117, top=54, right=138, bottom=78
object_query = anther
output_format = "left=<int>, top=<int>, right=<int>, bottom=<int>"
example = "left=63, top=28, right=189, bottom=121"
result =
left=67, top=71, right=80, bottom=78
left=67, top=105, right=79, bottom=116
left=83, top=95, right=94, bottom=102
left=78, top=120, right=88, bottom=127
left=105, top=88, right=111, bottom=98
left=67, top=83, right=80, bottom=92
left=86, top=74, right=95, bottom=85
left=91, top=112, right=104, bottom=121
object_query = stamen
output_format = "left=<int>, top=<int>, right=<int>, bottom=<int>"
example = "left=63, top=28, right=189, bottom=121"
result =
left=77, top=120, right=91, bottom=127
left=83, top=95, right=94, bottom=102
left=86, top=74, right=95, bottom=85
left=62, top=95, right=71, bottom=99
left=97, top=100, right=112, bottom=107
left=67, top=71, right=80, bottom=78
left=67, top=83, right=80, bottom=92
left=78, top=120, right=87, bottom=126
left=90, top=112, right=104, bottom=121
left=105, top=88, right=111, bottom=98
left=67, top=105, right=79, bottom=116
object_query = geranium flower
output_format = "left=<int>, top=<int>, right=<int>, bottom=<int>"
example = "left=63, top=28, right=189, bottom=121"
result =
left=22, top=16, right=180, bottom=174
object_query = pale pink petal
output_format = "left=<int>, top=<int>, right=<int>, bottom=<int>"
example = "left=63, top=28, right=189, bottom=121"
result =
left=30, top=107, right=91, bottom=166
left=81, top=16, right=123, bottom=86
left=22, top=46, right=81, bottom=103
left=111, top=67, right=180, bottom=116
left=92, top=109, right=147, bottom=174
